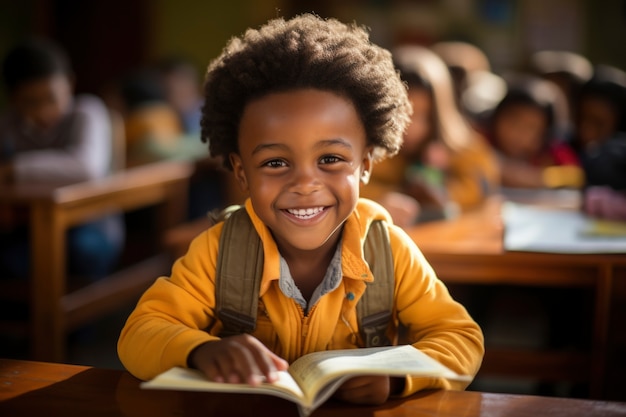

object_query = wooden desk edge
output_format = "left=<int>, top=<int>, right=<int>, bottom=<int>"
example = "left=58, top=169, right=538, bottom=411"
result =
left=2, top=359, right=626, bottom=417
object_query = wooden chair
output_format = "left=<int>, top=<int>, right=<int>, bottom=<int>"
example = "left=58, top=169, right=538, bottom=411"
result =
left=0, top=108, right=194, bottom=362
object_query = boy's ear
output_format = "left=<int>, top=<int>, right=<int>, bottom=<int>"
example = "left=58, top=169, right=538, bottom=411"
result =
left=229, top=153, right=249, bottom=192
left=360, top=148, right=373, bottom=185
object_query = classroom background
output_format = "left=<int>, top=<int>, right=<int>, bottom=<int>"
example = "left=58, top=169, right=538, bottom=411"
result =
left=1, top=0, right=625, bottom=105
left=1, top=0, right=625, bottom=405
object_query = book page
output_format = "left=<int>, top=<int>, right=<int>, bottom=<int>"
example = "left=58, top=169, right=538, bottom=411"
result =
left=140, top=346, right=470, bottom=417
left=289, top=345, right=469, bottom=404
left=140, top=367, right=306, bottom=405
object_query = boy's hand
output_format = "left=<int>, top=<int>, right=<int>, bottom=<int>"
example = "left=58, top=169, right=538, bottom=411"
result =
left=333, top=375, right=398, bottom=405
left=188, top=334, right=289, bottom=386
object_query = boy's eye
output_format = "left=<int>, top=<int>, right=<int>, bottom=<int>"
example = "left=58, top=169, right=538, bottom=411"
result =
left=319, top=155, right=343, bottom=164
left=263, top=159, right=287, bottom=168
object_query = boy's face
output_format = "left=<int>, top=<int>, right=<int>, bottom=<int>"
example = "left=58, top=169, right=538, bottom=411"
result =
left=493, top=104, right=547, bottom=160
left=11, top=74, right=73, bottom=132
left=230, top=89, right=372, bottom=254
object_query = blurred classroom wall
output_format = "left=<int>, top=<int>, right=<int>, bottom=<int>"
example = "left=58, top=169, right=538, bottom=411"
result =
left=0, top=0, right=284, bottom=105
left=0, top=0, right=625, bottom=106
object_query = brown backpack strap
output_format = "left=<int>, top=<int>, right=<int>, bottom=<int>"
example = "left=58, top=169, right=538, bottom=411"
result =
left=215, top=207, right=264, bottom=337
left=358, top=219, right=394, bottom=347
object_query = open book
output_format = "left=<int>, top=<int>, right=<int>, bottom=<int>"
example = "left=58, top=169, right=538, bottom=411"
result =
left=141, top=345, right=471, bottom=417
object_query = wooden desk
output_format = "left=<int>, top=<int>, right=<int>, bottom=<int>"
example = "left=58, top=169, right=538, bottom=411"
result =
left=0, top=160, right=193, bottom=362
left=1, top=359, right=625, bottom=417
left=407, top=197, right=626, bottom=399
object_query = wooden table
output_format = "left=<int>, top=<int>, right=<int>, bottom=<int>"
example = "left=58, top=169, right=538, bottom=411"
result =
left=1, top=359, right=625, bottom=417
left=0, top=160, right=193, bottom=362
left=406, top=196, right=626, bottom=399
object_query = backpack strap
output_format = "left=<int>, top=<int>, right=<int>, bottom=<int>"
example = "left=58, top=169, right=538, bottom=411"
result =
left=215, top=207, right=264, bottom=337
left=215, top=211, right=395, bottom=346
left=357, top=219, right=394, bottom=347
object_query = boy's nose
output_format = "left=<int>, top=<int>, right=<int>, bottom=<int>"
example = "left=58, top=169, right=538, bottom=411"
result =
left=289, top=167, right=322, bottom=195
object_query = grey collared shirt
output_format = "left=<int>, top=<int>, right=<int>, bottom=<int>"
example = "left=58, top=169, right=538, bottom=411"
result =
left=278, top=243, right=343, bottom=314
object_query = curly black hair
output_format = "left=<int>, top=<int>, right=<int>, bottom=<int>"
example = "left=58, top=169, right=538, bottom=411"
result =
left=201, top=13, right=411, bottom=170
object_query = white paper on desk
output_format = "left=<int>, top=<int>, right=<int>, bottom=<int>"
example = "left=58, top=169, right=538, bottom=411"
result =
left=502, top=202, right=626, bottom=254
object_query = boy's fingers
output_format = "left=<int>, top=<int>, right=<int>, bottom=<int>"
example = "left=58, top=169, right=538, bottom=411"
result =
left=189, top=336, right=287, bottom=386
left=190, top=342, right=227, bottom=383
left=197, top=340, right=252, bottom=384
left=244, top=336, right=288, bottom=383
left=225, top=339, right=262, bottom=384
left=271, top=354, right=289, bottom=371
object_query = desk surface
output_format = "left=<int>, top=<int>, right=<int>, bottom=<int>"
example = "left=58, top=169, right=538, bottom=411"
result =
left=1, top=359, right=625, bottom=417
left=408, top=196, right=626, bottom=263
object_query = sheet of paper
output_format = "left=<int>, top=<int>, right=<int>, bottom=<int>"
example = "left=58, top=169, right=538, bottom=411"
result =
left=502, top=202, right=626, bottom=254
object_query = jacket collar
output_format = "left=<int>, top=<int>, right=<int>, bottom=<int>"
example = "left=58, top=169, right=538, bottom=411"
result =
left=244, top=198, right=392, bottom=295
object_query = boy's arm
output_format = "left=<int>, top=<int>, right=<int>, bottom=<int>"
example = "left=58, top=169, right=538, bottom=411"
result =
left=389, top=226, right=485, bottom=394
left=117, top=226, right=223, bottom=381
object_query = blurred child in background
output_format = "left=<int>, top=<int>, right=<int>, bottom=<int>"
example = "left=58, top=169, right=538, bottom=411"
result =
left=360, top=44, right=499, bottom=226
left=484, top=75, right=583, bottom=189
left=155, top=56, right=203, bottom=136
left=573, top=64, right=626, bottom=151
left=155, top=56, right=246, bottom=217
left=574, top=64, right=626, bottom=220
left=430, top=41, right=506, bottom=128
left=0, top=38, right=123, bottom=282
left=113, top=67, right=206, bottom=167
left=530, top=50, right=593, bottom=140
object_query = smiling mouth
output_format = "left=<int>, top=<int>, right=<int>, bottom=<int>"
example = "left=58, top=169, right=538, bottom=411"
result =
left=285, top=206, right=326, bottom=220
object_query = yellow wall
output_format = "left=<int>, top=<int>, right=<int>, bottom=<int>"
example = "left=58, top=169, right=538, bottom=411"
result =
left=149, top=0, right=285, bottom=73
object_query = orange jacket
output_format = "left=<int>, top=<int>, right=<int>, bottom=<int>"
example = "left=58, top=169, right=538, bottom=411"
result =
left=118, top=198, right=484, bottom=395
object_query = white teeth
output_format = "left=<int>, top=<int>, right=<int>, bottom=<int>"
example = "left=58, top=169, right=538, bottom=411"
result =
left=287, top=207, right=324, bottom=219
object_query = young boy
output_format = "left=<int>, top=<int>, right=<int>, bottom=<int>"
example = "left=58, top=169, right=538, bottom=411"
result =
left=118, top=14, right=483, bottom=405
left=0, top=38, right=123, bottom=281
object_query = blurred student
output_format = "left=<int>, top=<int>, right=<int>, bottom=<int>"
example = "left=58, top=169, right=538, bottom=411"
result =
left=574, top=65, right=626, bottom=220
left=430, top=41, right=507, bottom=128
left=530, top=50, right=593, bottom=138
left=155, top=56, right=246, bottom=216
left=0, top=38, right=123, bottom=281
left=573, top=64, right=626, bottom=151
left=111, top=67, right=234, bottom=218
left=485, top=75, right=583, bottom=189
left=360, top=44, right=499, bottom=226
left=155, top=56, right=203, bottom=135
left=113, top=68, right=206, bottom=167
